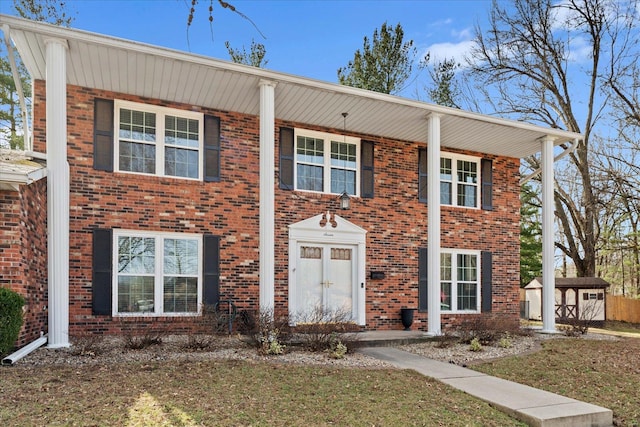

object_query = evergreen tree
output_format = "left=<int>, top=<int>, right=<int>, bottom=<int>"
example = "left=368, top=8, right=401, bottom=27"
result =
left=337, top=22, right=416, bottom=95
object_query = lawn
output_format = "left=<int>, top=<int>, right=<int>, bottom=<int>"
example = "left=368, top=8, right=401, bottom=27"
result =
left=1, top=359, right=524, bottom=426
left=2, top=334, right=637, bottom=426
left=474, top=336, right=640, bottom=427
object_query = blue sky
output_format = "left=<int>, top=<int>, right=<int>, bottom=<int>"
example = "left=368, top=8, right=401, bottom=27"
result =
left=3, top=0, right=493, bottom=96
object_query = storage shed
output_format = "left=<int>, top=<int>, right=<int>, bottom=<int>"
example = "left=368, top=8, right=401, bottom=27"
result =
left=524, top=277, right=610, bottom=325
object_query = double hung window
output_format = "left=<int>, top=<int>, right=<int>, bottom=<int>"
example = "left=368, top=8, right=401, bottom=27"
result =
left=115, top=100, right=203, bottom=179
left=114, top=230, right=202, bottom=315
left=419, top=150, right=481, bottom=208
left=295, top=129, right=360, bottom=196
left=440, top=251, right=480, bottom=312
left=440, top=155, right=478, bottom=207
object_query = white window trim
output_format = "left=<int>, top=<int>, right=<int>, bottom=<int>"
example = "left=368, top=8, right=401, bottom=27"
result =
left=112, top=229, right=203, bottom=317
left=114, top=100, right=204, bottom=180
left=440, top=153, right=481, bottom=209
left=294, top=128, right=361, bottom=196
left=440, top=249, right=481, bottom=313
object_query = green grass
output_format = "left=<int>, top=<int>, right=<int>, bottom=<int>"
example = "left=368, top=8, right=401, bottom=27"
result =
left=474, top=337, right=640, bottom=427
left=1, top=360, right=525, bottom=426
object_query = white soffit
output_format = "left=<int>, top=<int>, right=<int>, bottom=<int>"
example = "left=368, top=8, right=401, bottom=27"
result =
left=1, top=15, right=583, bottom=159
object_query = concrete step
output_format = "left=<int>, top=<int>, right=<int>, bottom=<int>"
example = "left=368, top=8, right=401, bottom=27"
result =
left=360, top=347, right=613, bottom=427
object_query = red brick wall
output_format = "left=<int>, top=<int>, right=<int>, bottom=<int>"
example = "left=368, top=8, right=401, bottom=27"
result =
left=31, top=80, right=521, bottom=335
left=0, top=178, right=48, bottom=347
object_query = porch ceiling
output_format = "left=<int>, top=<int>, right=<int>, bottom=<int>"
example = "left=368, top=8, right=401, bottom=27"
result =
left=2, top=15, right=583, bottom=159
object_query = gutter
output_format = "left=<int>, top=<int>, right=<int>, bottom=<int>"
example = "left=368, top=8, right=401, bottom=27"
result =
left=519, top=138, right=580, bottom=186
left=1, top=334, right=47, bottom=366
left=1, top=24, right=31, bottom=151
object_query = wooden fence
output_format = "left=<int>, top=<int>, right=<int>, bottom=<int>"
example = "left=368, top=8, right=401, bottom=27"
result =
left=606, top=295, right=640, bottom=324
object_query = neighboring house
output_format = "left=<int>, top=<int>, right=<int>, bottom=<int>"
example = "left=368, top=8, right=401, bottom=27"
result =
left=0, top=16, right=583, bottom=348
left=525, top=277, right=609, bottom=325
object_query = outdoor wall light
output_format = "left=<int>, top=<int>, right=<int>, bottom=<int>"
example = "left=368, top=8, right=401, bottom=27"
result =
left=338, top=191, right=351, bottom=210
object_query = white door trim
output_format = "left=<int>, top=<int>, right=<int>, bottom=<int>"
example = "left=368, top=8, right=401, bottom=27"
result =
left=288, top=212, right=367, bottom=325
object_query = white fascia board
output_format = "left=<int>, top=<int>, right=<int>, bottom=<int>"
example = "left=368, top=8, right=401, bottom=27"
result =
left=1, top=14, right=584, bottom=147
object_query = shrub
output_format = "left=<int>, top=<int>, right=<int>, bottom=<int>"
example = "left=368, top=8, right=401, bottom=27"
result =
left=328, top=334, right=348, bottom=359
left=180, top=334, right=216, bottom=351
left=70, top=333, right=104, bottom=357
left=0, top=287, right=25, bottom=357
left=458, top=314, right=523, bottom=345
left=243, top=309, right=291, bottom=355
left=122, top=331, right=163, bottom=350
left=469, top=337, right=482, bottom=352
left=498, top=334, right=512, bottom=349
left=293, top=306, right=360, bottom=352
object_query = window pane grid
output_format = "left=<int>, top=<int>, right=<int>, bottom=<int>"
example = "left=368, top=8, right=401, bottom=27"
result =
left=440, top=252, right=479, bottom=312
left=117, top=104, right=201, bottom=179
left=295, top=132, right=359, bottom=194
left=116, top=234, right=200, bottom=315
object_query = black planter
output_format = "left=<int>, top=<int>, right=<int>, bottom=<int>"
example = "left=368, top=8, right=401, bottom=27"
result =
left=400, top=308, right=416, bottom=331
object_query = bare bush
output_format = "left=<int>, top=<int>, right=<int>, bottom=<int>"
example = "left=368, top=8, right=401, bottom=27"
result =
left=457, top=314, right=525, bottom=345
left=179, top=334, right=216, bottom=351
left=69, top=333, right=104, bottom=357
left=292, top=306, right=360, bottom=352
left=122, top=332, right=163, bottom=350
left=242, top=309, right=292, bottom=355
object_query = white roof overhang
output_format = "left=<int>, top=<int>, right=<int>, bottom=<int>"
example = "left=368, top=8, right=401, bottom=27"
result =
left=0, top=15, right=583, bottom=159
left=0, top=151, right=47, bottom=191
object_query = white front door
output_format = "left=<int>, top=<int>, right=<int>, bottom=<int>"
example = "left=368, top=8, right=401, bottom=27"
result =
left=296, top=243, right=356, bottom=320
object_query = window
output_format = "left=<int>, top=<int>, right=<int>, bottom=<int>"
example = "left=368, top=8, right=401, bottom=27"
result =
left=418, top=149, right=481, bottom=208
left=294, top=129, right=360, bottom=195
left=114, top=230, right=202, bottom=315
left=440, top=251, right=480, bottom=312
left=115, top=100, right=203, bottom=179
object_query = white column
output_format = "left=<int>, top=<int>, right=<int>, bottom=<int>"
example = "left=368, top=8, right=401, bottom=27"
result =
left=541, top=136, right=557, bottom=333
left=427, top=113, right=442, bottom=335
left=45, top=37, right=70, bottom=348
left=259, top=80, right=277, bottom=314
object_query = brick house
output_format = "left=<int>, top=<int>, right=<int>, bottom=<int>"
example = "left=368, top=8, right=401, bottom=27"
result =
left=1, top=16, right=582, bottom=348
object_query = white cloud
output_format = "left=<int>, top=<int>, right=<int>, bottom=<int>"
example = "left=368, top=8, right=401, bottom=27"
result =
left=422, top=39, right=476, bottom=66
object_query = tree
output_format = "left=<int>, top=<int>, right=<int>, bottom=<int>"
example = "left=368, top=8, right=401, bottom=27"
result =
left=520, top=183, right=543, bottom=286
left=424, top=56, right=461, bottom=108
left=337, top=22, right=417, bottom=94
left=225, top=39, right=268, bottom=67
left=0, top=53, right=31, bottom=150
left=13, top=0, right=74, bottom=26
left=186, top=0, right=265, bottom=47
left=467, top=0, right=640, bottom=277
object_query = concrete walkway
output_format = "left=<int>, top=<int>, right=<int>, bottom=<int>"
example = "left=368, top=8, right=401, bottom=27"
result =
left=357, top=333, right=614, bottom=427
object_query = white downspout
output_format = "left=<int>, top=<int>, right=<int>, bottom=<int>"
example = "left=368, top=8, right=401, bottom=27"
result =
left=1, top=335, right=47, bottom=365
left=541, top=135, right=557, bottom=333
left=427, top=113, right=442, bottom=336
left=259, top=79, right=276, bottom=314
left=45, top=37, right=70, bottom=348
left=2, top=24, right=31, bottom=151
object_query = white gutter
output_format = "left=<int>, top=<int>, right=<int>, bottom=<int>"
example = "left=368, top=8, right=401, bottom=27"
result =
left=520, top=138, right=579, bottom=186
left=0, top=14, right=583, bottom=145
left=1, top=335, right=47, bottom=365
left=1, top=24, right=31, bottom=151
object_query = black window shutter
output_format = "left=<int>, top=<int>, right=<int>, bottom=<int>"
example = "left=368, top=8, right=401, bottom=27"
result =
left=418, top=247, right=428, bottom=311
left=92, top=228, right=113, bottom=315
left=203, top=234, right=220, bottom=306
left=418, top=148, right=428, bottom=203
left=279, top=127, right=295, bottom=190
left=93, top=98, right=114, bottom=171
left=481, top=251, right=493, bottom=312
left=481, top=159, right=493, bottom=211
left=361, top=140, right=374, bottom=198
left=204, top=115, right=221, bottom=182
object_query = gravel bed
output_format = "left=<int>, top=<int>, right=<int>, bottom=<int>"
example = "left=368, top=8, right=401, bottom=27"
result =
left=8, top=331, right=619, bottom=369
